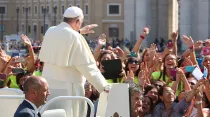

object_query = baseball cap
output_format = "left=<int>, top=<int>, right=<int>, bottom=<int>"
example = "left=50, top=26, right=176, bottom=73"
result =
left=63, top=6, right=83, bottom=18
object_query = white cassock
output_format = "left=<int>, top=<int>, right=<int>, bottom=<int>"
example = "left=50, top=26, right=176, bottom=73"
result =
left=39, top=22, right=107, bottom=117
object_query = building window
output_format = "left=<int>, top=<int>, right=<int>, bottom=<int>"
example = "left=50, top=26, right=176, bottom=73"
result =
left=0, top=24, right=5, bottom=31
left=34, top=6, right=37, bottom=14
left=41, top=26, right=44, bottom=34
left=109, top=27, right=119, bottom=37
left=62, top=6, right=64, bottom=14
left=28, top=7, right=31, bottom=14
left=41, top=26, right=43, bottom=34
left=28, top=26, right=31, bottom=33
left=47, top=6, right=49, bottom=13
left=22, top=7, right=25, bottom=14
left=84, top=5, right=88, bottom=15
left=41, top=6, right=44, bottom=14
left=0, top=7, right=6, bottom=14
left=34, top=25, right=37, bottom=33
left=107, top=4, right=121, bottom=16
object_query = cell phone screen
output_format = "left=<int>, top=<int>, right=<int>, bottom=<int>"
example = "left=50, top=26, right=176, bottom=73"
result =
left=192, top=67, right=204, bottom=80
left=101, top=59, right=122, bottom=72
left=101, top=59, right=122, bottom=79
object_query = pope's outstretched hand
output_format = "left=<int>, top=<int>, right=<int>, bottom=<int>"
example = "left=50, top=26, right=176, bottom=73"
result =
left=79, top=24, right=98, bottom=34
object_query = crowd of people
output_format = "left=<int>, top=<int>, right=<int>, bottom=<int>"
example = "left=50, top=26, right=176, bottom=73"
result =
left=0, top=6, right=209, bottom=117
left=85, top=28, right=210, bottom=117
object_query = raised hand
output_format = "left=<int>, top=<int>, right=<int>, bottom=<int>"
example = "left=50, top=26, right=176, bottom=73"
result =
left=195, top=90, right=203, bottom=102
left=192, top=79, right=205, bottom=91
left=176, top=68, right=185, bottom=81
left=138, top=70, right=146, bottom=87
left=194, top=40, right=203, bottom=49
left=182, top=57, right=193, bottom=67
left=140, top=62, right=148, bottom=74
left=149, top=43, right=156, bottom=60
left=80, top=24, right=98, bottom=34
left=115, top=46, right=125, bottom=57
left=182, top=35, right=194, bottom=48
left=21, top=34, right=32, bottom=47
left=125, top=70, right=135, bottom=82
left=171, top=30, right=178, bottom=42
left=141, top=27, right=150, bottom=36
left=97, top=34, right=106, bottom=46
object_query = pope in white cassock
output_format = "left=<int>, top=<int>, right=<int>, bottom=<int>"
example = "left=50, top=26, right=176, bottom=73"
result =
left=39, top=6, right=108, bottom=117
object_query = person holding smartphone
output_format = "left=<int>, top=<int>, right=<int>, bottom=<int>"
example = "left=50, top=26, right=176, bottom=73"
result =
left=151, top=54, right=188, bottom=95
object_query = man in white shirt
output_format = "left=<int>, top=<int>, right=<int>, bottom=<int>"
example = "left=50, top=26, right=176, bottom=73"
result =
left=39, top=6, right=108, bottom=117
left=14, top=76, right=50, bottom=117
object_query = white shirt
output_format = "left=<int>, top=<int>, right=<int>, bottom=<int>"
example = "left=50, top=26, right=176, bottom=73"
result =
left=25, top=99, right=39, bottom=117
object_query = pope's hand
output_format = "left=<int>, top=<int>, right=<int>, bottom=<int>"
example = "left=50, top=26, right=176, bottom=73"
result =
left=104, top=84, right=112, bottom=93
left=79, top=24, right=98, bottom=34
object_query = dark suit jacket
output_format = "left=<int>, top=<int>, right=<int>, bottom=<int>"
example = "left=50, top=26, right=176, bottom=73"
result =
left=14, top=100, right=37, bottom=117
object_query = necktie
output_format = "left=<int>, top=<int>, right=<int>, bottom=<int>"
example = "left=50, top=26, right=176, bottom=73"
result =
left=37, top=112, right=41, bottom=117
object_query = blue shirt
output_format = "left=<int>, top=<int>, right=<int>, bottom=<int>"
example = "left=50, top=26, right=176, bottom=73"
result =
left=151, top=98, right=190, bottom=117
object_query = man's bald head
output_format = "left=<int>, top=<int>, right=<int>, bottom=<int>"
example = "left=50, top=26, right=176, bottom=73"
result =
left=23, top=76, right=50, bottom=108
left=23, top=76, right=47, bottom=94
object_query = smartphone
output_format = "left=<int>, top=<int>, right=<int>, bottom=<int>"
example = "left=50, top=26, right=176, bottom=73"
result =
left=196, top=57, right=203, bottom=68
left=101, top=59, right=122, bottom=79
left=167, top=42, right=173, bottom=48
left=192, top=67, right=204, bottom=80
left=15, top=57, right=25, bottom=63
left=12, top=68, right=24, bottom=73
left=202, top=47, right=210, bottom=55
left=185, top=66, right=195, bottom=72
left=170, top=68, right=176, bottom=81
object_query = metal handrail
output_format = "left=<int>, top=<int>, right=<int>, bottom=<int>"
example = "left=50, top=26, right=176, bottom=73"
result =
left=0, top=95, right=95, bottom=117
left=40, top=96, right=95, bottom=117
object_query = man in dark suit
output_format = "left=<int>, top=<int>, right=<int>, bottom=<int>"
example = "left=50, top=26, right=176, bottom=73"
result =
left=14, top=76, right=50, bottom=117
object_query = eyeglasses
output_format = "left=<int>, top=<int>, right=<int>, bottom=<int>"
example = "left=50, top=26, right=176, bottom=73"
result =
left=127, top=59, right=139, bottom=65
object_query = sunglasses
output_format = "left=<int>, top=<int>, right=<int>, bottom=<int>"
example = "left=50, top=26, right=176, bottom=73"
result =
left=127, top=59, right=139, bottom=65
